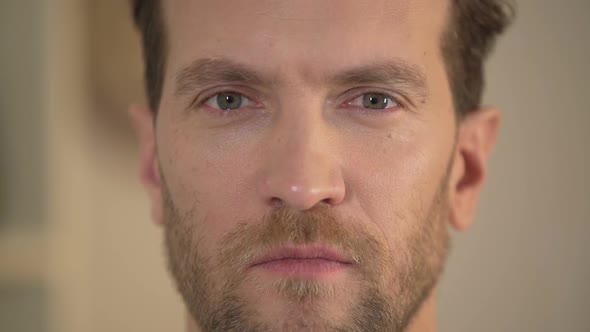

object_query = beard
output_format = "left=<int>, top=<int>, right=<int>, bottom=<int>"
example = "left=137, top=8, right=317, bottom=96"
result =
left=162, top=173, right=451, bottom=332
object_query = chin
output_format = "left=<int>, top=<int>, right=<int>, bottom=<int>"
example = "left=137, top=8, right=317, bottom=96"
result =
left=236, top=272, right=363, bottom=325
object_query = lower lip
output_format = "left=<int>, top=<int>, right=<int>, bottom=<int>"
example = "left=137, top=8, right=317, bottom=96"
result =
left=251, top=258, right=351, bottom=277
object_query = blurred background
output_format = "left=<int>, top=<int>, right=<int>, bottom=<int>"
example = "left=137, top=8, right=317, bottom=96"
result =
left=0, top=0, right=588, bottom=331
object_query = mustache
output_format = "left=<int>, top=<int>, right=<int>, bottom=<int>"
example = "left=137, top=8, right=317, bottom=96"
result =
left=217, top=205, right=383, bottom=272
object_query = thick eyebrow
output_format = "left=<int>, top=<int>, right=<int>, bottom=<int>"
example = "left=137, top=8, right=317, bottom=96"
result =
left=330, top=60, right=429, bottom=104
left=174, top=58, right=267, bottom=97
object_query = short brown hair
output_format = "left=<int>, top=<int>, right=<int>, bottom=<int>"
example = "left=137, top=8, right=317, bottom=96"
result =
left=132, top=0, right=514, bottom=117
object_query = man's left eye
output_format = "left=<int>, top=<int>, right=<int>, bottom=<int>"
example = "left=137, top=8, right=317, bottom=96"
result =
left=349, top=93, right=399, bottom=110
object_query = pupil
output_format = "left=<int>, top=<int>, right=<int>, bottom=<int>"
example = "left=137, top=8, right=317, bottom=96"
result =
left=363, top=94, right=388, bottom=109
left=217, top=93, right=242, bottom=110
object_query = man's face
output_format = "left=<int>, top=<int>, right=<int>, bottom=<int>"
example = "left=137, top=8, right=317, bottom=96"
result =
left=133, top=0, right=497, bottom=331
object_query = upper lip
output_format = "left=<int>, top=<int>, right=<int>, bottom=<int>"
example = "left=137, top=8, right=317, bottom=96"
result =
left=249, top=244, right=353, bottom=267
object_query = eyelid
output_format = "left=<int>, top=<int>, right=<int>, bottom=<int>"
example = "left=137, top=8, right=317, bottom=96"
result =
left=203, top=92, right=254, bottom=110
left=339, top=88, right=406, bottom=110
left=348, top=94, right=398, bottom=109
left=190, top=86, right=262, bottom=109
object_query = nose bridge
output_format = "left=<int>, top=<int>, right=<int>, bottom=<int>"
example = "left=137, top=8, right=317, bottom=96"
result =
left=257, top=105, right=345, bottom=210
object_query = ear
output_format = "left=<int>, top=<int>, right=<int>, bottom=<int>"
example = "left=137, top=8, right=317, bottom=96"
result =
left=448, top=107, right=500, bottom=231
left=129, top=104, right=164, bottom=226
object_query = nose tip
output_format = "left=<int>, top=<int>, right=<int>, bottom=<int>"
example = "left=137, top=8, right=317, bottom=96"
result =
left=260, top=168, right=346, bottom=211
left=268, top=182, right=345, bottom=210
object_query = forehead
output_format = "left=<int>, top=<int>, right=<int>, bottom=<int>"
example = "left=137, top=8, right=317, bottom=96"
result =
left=163, top=0, right=450, bottom=82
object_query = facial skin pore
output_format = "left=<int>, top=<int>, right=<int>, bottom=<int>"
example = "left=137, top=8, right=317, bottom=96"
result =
left=131, top=0, right=501, bottom=331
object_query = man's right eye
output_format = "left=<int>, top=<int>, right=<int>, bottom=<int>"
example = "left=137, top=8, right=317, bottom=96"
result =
left=204, top=91, right=254, bottom=111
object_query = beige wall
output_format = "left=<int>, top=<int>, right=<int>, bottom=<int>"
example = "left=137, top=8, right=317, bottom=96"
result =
left=439, top=1, right=590, bottom=331
left=43, top=1, right=184, bottom=331
left=1, top=0, right=588, bottom=331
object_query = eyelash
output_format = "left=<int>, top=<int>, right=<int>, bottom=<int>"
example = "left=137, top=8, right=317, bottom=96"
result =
left=341, top=89, right=405, bottom=114
left=192, top=88, right=406, bottom=117
left=192, top=87, right=262, bottom=118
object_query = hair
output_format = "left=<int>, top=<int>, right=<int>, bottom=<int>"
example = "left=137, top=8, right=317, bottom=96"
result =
left=132, top=0, right=514, bottom=117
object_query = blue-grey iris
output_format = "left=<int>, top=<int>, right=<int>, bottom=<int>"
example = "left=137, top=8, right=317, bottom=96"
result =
left=217, top=92, right=243, bottom=110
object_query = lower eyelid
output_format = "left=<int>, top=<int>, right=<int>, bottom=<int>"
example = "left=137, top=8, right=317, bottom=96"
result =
left=346, top=94, right=399, bottom=108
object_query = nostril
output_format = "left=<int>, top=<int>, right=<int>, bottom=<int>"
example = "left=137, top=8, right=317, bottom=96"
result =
left=321, top=197, right=334, bottom=205
left=269, top=197, right=283, bottom=207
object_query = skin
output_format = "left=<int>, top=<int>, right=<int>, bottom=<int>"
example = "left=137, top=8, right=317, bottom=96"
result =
left=131, top=0, right=500, bottom=331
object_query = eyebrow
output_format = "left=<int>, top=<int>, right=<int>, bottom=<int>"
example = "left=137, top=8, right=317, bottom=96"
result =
left=330, top=60, right=429, bottom=104
left=174, top=58, right=267, bottom=97
left=174, top=57, right=429, bottom=104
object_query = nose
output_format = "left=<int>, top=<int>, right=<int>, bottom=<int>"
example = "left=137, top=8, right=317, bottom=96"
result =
left=256, top=113, right=346, bottom=211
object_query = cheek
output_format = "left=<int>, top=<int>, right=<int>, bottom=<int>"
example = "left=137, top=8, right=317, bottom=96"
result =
left=158, top=122, right=260, bottom=252
left=344, top=128, right=450, bottom=240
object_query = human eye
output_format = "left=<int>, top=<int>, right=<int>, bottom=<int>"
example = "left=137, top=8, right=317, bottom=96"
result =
left=203, top=91, right=255, bottom=111
left=346, top=92, right=400, bottom=111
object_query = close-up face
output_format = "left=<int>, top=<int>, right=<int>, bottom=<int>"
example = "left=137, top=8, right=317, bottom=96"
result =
left=132, top=0, right=501, bottom=331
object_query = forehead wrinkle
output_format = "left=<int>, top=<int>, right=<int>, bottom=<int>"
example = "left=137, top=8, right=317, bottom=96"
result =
left=250, top=0, right=411, bottom=22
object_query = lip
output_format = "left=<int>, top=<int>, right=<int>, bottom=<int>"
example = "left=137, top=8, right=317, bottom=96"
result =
left=249, top=244, right=354, bottom=268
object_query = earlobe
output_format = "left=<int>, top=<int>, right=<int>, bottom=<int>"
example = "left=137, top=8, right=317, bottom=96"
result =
left=448, top=107, right=501, bottom=231
left=128, top=104, right=165, bottom=225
